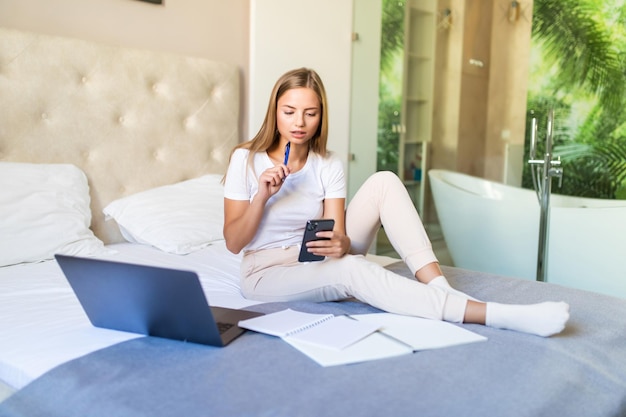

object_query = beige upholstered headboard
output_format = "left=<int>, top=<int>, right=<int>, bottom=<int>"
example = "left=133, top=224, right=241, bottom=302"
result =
left=0, top=27, right=240, bottom=244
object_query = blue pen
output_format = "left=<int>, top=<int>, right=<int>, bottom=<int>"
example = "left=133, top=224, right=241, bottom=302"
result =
left=283, top=142, right=291, bottom=165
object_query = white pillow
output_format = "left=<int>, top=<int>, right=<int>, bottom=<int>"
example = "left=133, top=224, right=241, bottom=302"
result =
left=0, top=162, right=106, bottom=267
left=103, top=175, right=225, bottom=254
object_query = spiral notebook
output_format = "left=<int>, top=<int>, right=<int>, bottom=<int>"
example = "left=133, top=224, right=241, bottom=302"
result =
left=238, top=308, right=379, bottom=350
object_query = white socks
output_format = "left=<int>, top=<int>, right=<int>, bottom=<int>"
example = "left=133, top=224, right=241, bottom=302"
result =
left=428, top=276, right=571, bottom=337
left=428, top=276, right=479, bottom=301
left=486, top=301, right=570, bottom=337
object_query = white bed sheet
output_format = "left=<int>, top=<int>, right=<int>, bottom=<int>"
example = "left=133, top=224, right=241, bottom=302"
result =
left=0, top=241, right=398, bottom=392
left=0, top=241, right=261, bottom=391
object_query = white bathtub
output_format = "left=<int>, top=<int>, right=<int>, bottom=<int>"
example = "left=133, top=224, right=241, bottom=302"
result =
left=429, top=169, right=626, bottom=299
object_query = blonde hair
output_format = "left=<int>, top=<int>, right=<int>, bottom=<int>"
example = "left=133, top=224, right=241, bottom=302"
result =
left=226, top=68, right=329, bottom=177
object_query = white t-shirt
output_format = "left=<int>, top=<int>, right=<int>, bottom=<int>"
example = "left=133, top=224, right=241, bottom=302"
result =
left=224, top=148, right=346, bottom=251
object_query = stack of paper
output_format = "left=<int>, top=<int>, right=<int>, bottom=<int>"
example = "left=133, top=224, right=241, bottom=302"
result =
left=240, top=309, right=488, bottom=367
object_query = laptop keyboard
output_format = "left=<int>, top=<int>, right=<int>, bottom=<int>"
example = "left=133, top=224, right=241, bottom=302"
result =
left=217, top=322, right=234, bottom=334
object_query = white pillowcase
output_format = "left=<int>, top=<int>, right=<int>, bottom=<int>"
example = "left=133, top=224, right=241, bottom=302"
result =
left=103, top=175, right=225, bottom=254
left=0, top=162, right=106, bottom=267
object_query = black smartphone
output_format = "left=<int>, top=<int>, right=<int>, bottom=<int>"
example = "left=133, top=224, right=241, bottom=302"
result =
left=298, top=219, right=335, bottom=262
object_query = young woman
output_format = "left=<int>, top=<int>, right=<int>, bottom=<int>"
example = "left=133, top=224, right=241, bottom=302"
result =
left=223, top=68, right=569, bottom=337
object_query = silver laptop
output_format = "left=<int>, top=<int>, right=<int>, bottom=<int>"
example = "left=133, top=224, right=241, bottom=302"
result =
left=55, top=254, right=263, bottom=347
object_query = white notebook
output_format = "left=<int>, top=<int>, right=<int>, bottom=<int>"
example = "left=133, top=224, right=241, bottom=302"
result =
left=238, top=308, right=379, bottom=350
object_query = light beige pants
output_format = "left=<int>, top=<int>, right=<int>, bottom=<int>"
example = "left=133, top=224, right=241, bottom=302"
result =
left=240, top=171, right=467, bottom=322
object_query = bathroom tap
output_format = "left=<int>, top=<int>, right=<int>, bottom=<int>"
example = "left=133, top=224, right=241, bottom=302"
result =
left=549, top=158, right=563, bottom=188
left=527, top=109, right=563, bottom=283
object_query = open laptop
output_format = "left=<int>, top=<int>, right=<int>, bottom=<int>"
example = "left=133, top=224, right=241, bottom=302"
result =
left=55, top=254, right=263, bottom=347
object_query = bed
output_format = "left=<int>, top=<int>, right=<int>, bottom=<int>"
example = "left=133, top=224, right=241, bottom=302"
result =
left=1, top=27, right=626, bottom=417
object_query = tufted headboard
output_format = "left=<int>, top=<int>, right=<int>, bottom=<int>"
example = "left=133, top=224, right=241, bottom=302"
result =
left=0, top=27, right=240, bottom=244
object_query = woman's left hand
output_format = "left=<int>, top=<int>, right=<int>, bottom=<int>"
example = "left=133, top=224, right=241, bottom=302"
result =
left=305, top=230, right=351, bottom=259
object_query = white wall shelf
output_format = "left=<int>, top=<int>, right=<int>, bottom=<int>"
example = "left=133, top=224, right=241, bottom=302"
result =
left=398, top=0, right=436, bottom=214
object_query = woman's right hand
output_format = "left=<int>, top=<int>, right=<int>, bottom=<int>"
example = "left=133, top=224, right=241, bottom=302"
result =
left=256, top=164, right=290, bottom=201
left=223, top=164, right=290, bottom=254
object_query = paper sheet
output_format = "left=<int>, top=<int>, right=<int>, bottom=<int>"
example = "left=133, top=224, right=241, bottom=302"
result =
left=353, top=313, right=488, bottom=350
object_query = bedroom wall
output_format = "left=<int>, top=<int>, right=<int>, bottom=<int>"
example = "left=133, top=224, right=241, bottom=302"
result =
left=250, top=0, right=376, bottom=199
left=249, top=0, right=354, bottom=165
left=0, top=0, right=250, bottom=138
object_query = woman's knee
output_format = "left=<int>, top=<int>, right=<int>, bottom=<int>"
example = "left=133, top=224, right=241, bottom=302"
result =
left=367, top=170, right=400, bottom=185
left=364, top=171, right=405, bottom=194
